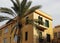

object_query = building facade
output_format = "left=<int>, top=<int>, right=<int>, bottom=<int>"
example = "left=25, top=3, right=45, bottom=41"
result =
left=0, top=10, right=53, bottom=43
left=0, top=20, right=17, bottom=43
left=53, top=25, right=60, bottom=43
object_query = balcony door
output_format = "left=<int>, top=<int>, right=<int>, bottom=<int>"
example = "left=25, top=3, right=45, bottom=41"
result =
left=46, top=34, right=51, bottom=42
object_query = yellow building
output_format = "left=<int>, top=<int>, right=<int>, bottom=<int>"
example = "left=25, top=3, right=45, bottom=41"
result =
left=0, top=20, right=17, bottom=43
left=0, top=10, right=53, bottom=43
left=53, top=25, right=60, bottom=43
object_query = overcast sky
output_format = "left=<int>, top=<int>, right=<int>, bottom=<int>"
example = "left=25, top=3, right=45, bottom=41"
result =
left=0, top=0, right=60, bottom=27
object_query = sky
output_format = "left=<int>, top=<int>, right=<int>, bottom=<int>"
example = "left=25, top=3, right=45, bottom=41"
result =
left=0, top=0, right=60, bottom=27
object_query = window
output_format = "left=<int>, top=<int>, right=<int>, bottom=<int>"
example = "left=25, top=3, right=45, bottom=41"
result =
left=38, top=16, right=43, bottom=25
left=46, top=34, right=51, bottom=42
left=14, top=35, right=18, bottom=42
left=3, top=38, right=7, bottom=43
left=39, top=32, right=42, bottom=38
left=26, top=17, right=29, bottom=24
left=38, top=16, right=42, bottom=21
left=39, top=32, right=43, bottom=42
left=10, top=37, right=11, bottom=43
left=45, top=20, right=49, bottom=27
left=58, top=32, right=60, bottom=39
left=0, top=30, right=2, bottom=36
left=4, top=28, right=8, bottom=33
left=25, top=32, right=28, bottom=41
left=54, top=32, right=57, bottom=38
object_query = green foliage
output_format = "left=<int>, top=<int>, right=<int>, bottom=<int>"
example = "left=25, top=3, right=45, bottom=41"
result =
left=0, top=0, right=41, bottom=21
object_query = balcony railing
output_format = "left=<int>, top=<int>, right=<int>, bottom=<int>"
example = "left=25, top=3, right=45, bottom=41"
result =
left=26, top=19, right=48, bottom=31
left=34, top=19, right=48, bottom=31
left=39, top=38, right=44, bottom=42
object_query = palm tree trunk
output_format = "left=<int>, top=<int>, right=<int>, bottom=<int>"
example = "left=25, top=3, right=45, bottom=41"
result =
left=17, top=16, right=22, bottom=43
left=17, top=29, right=21, bottom=43
left=17, top=23, right=22, bottom=43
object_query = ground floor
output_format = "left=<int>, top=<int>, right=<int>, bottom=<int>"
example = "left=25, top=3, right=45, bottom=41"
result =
left=0, top=25, right=53, bottom=43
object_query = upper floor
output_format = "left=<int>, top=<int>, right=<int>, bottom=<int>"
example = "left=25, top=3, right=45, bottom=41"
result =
left=21, top=10, right=53, bottom=31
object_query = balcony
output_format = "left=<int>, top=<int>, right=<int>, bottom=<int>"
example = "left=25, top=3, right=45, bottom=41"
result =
left=39, top=38, right=44, bottom=42
left=34, top=19, right=48, bottom=31
left=25, top=18, right=48, bottom=31
left=38, top=37, right=44, bottom=43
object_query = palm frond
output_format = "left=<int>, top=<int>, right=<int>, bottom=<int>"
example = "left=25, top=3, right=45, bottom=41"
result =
left=0, top=8, right=14, bottom=16
left=11, top=7, right=19, bottom=15
left=16, top=0, right=20, bottom=6
left=11, top=0, right=18, bottom=8
left=6, top=19, right=13, bottom=24
left=14, top=27, right=18, bottom=38
left=10, top=24, right=17, bottom=34
left=25, top=5, right=41, bottom=15
left=18, top=0, right=27, bottom=16
left=20, top=0, right=27, bottom=8
left=0, top=16, right=12, bottom=22
left=21, top=1, right=32, bottom=16
left=20, top=0, right=27, bottom=12
left=10, top=22, right=19, bottom=34
left=21, top=5, right=41, bottom=18
left=11, top=0, right=19, bottom=14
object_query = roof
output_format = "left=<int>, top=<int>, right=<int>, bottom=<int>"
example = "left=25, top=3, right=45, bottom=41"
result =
left=0, top=19, right=16, bottom=30
left=35, top=10, right=53, bottom=21
left=54, top=25, right=60, bottom=28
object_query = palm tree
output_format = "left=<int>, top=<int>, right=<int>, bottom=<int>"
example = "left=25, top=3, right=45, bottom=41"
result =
left=0, top=0, right=41, bottom=43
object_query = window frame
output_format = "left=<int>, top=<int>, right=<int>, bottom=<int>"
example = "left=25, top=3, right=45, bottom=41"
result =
left=14, top=35, right=18, bottom=42
left=45, top=20, right=49, bottom=27
left=38, top=16, right=43, bottom=25
left=54, top=32, right=57, bottom=38
left=46, top=34, right=51, bottom=42
left=25, top=32, right=28, bottom=41
left=26, top=17, right=29, bottom=24
left=4, top=28, right=8, bottom=34
left=0, top=30, right=2, bottom=36
left=57, top=32, right=60, bottom=39
left=3, top=38, right=7, bottom=43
